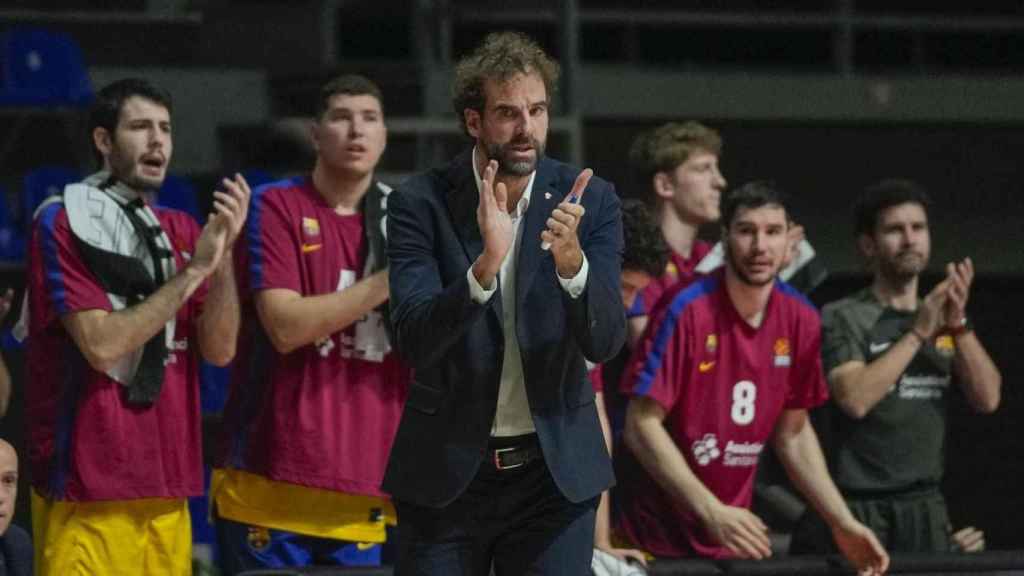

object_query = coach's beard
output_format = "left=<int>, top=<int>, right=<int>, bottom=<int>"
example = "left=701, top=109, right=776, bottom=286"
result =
left=488, top=136, right=545, bottom=177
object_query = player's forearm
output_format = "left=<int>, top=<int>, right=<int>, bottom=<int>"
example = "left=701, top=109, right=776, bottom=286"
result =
left=773, top=416, right=856, bottom=530
left=63, top=265, right=207, bottom=373
left=832, top=331, right=922, bottom=419
left=594, top=490, right=613, bottom=547
left=953, top=332, right=1001, bottom=413
left=198, top=256, right=240, bottom=366
left=258, top=271, right=389, bottom=354
left=624, top=405, right=722, bottom=523
left=593, top=392, right=615, bottom=546
left=596, top=392, right=613, bottom=453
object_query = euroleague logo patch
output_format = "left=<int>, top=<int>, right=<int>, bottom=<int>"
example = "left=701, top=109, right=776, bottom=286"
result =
left=773, top=337, right=791, bottom=367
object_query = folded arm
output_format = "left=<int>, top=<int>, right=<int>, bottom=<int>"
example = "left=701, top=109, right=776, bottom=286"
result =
left=63, top=264, right=209, bottom=373
left=255, top=271, right=389, bottom=355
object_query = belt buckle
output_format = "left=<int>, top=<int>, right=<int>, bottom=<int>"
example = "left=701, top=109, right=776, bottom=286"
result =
left=493, top=446, right=524, bottom=470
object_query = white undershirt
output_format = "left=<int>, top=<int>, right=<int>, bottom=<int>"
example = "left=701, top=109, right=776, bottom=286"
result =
left=465, top=147, right=589, bottom=437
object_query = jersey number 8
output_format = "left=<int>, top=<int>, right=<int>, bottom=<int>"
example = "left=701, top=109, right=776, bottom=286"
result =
left=731, top=380, right=757, bottom=425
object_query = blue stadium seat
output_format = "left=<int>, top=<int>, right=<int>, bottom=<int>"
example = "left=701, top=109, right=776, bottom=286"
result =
left=157, top=173, right=201, bottom=221
left=0, top=27, right=94, bottom=106
left=21, top=165, right=79, bottom=231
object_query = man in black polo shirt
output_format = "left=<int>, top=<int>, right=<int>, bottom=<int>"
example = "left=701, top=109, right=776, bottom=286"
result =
left=792, top=179, right=1001, bottom=554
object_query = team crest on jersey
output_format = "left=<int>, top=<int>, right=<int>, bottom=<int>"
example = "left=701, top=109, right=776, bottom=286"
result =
left=664, top=261, right=678, bottom=279
left=935, top=335, right=955, bottom=357
left=705, top=333, right=718, bottom=353
left=246, top=526, right=271, bottom=552
left=302, top=217, right=321, bottom=237
left=773, top=338, right=791, bottom=367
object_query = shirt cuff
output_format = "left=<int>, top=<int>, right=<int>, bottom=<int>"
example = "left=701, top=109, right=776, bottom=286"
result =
left=467, top=265, right=496, bottom=304
left=557, top=254, right=588, bottom=300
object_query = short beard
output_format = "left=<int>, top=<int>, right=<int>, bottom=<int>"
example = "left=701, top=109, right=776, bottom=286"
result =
left=122, top=173, right=163, bottom=194
left=878, top=253, right=926, bottom=284
left=731, top=265, right=775, bottom=288
left=486, top=137, right=544, bottom=177
left=109, top=154, right=163, bottom=193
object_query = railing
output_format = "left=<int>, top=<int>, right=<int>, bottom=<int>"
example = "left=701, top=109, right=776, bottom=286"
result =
left=233, top=550, right=1024, bottom=575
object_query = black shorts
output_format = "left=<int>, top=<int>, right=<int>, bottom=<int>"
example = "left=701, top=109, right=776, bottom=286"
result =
left=789, top=486, right=951, bottom=554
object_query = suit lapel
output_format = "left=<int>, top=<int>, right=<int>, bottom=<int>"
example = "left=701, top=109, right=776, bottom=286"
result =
left=444, top=149, right=503, bottom=322
left=516, top=157, right=559, bottom=310
left=444, top=150, right=485, bottom=264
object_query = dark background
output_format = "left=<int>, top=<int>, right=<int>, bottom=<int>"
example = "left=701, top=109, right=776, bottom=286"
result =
left=2, top=0, right=1023, bottom=556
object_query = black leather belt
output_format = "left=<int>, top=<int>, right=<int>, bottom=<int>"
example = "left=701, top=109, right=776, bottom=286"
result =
left=488, top=435, right=542, bottom=471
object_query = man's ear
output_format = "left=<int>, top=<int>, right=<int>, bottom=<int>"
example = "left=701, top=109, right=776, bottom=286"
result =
left=464, top=109, right=481, bottom=139
left=92, top=126, right=112, bottom=159
left=653, top=172, right=674, bottom=201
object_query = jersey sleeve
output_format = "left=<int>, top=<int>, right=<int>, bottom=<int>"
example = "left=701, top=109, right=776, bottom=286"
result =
left=786, top=306, right=829, bottom=410
left=244, top=187, right=302, bottom=294
left=620, top=294, right=690, bottom=413
left=820, top=302, right=865, bottom=373
left=30, top=205, right=113, bottom=320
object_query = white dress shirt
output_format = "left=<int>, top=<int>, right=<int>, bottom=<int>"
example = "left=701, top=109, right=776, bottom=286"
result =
left=465, top=147, right=589, bottom=437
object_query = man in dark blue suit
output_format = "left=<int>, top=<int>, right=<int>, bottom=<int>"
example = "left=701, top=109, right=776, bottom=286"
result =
left=383, top=32, right=626, bottom=575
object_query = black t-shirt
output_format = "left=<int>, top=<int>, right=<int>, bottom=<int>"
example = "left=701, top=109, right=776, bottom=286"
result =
left=821, top=288, right=954, bottom=493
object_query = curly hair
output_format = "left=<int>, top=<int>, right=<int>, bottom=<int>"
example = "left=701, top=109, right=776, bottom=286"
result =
left=629, top=121, right=722, bottom=200
left=452, top=31, right=560, bottom=136
left=621, top=198, right=670, bottom=277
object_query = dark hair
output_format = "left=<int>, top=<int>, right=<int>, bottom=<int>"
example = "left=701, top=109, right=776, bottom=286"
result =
left=854, top=179, right=932, bottom=237
left=721, top=180, right=790, bottom=229
left=88, top=78, right=173, bottom=166
left=621, top=198, right=670, bottom=277
left=316, top=74, right=384, bottom=119
left=452, top=31, right=560, bottom=137
left=629, top=121, right=722, bottom=201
